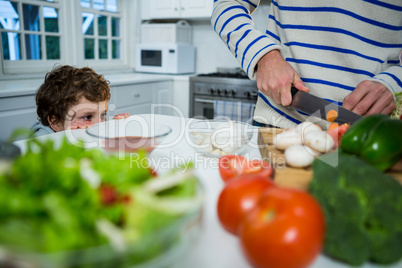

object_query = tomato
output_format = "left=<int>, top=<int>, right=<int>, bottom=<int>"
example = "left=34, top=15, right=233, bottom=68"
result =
left=239, top=187, right=325, bottom=268
left=218, top=155, right=273, bottom=183
left=99, top=185, right=118, bottom=205
left=327, top=123, right=349, bottom=148
left=217, top=174, right=275, bottom=235
left=149, top=167, right=158, bottom=177
left=99, top=184, right=131, bottom=205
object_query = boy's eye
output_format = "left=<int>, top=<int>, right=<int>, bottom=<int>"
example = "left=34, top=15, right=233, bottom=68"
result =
left=101, top=112, right=107, bottom=120
left=82, top=115, right=92, bottom=121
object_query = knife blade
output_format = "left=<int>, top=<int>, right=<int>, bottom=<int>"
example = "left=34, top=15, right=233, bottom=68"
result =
left=290, top=86, right=362, bottom=124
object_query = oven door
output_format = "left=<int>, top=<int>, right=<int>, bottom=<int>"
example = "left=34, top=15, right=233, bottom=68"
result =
left=192, top=97, right=256, bottom=122
left=193, top=97, right=215, bottom=119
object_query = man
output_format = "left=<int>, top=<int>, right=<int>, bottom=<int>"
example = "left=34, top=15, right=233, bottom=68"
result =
left=211, top=0, right=401, bottom=128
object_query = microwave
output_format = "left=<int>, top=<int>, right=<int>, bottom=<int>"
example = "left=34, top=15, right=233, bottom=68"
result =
left=135, top=43, right=195, bottom=74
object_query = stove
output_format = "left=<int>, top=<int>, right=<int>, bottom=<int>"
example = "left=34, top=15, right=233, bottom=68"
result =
left=189, top=68, right=258, bottom=121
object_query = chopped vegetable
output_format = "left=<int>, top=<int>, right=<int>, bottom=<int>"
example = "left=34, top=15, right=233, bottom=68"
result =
left=309, top=152, right=402, bottom=265
left=326, top=123, right=349, bottom=148
left=328, top=122, right=339, bottom=131
left=326, top=109, right=338, bottom=122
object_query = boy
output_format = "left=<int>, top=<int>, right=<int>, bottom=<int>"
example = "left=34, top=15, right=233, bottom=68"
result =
left=32, top=65, right=128, bottom=136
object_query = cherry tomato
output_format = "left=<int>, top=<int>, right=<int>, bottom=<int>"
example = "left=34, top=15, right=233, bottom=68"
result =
left=218, top=155, right=273, bottom=183
left=239, top=187, right=325, bottom=268
left=149, top=167, right=158, bottom=177
left=327, top=123, right=349, bottom=148
left=217, top=174, right=275, bottom=235
left=99, top=185, right=118, bottom=205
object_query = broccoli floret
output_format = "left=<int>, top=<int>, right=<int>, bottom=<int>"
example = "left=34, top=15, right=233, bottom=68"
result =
left=309, top=152, right=402, bottom=266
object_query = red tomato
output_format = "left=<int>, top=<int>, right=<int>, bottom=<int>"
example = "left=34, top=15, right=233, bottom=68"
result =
left=149, top=167, right=158, bottom=177
left=217, top=174, right=276, bottom=235
left=327, top=123, right=349, bottom=148
left=218, top=155, right=273, bottom=183
left=239, top=187, right=325, bottom=268
left=99, top=185, right=118, bottom=205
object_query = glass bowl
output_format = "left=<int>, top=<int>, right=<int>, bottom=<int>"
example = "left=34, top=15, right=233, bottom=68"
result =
left=0, top=184, right=204, bottom=268
left=86, top=119, right=172, bottom=153
left=188, top=119, right=255, bottom=158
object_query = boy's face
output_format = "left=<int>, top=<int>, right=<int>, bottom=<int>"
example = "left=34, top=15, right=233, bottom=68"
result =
left=50, top=96, right=108, bottom=132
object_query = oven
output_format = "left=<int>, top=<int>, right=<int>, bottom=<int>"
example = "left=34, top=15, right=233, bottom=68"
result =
left=190, top=68, right=258, bottom=123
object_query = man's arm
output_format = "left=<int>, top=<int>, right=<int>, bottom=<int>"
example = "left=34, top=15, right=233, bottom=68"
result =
left=211, top=0, right=280, bottom=79
left=212, top=0, right=308, bottom=105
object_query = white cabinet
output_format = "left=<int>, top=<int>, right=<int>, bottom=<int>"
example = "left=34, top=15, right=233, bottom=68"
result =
left=172, top=77, right=190, bottom=117
left=0, top=94, right=37, bottom=141
left=153, top=81, right=173, bottom=116
left=144, top=0, right=213, bottom=20
left=109, top=81, right=173, bottom=117
left=110, top=83, right=153, bottom=116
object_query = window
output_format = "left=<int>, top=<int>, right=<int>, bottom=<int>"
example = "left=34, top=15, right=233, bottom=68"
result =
left=80, top=0, right=121, bottom=60
left=0, top=0, right=131, bottom=77
left=0, top=0, right=61, bottom=61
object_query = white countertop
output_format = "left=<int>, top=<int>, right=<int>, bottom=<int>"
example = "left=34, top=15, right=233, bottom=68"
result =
left=0, top=72, right=191, bottom=98
left=12, top=114, right=402, bottom=268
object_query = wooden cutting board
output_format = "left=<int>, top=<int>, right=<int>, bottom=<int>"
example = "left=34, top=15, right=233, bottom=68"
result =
left=258, top=128, right=402, bottom=191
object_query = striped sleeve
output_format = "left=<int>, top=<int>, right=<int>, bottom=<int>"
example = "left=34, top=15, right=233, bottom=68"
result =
left=211, top=0, right=281, bottom=79
left=370, top=65, right=402, bottom=96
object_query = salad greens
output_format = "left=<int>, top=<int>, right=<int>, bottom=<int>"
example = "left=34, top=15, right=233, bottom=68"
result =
left=0, top=138, right=201, bottom=267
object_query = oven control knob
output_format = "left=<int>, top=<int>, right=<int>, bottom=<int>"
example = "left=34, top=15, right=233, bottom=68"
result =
left=209, top=88, right=215, bottom=94
left=246, top=91, right=258, bottom=98
left=229, top=90, right=236, bottom=96
left=223, top=89, right=228, bottom=95
left=217, top=89, right=222, bottom=95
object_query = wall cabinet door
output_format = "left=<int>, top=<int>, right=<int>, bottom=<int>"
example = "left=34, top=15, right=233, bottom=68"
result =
left=147, top=0, right=180, bottom=19
left=145, top=0, right=212, bottom=20
left=180, top=0, right=213, bottom=18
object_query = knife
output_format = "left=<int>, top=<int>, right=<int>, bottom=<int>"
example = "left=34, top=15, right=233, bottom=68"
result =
left=290, top=86, right=362, bottom=124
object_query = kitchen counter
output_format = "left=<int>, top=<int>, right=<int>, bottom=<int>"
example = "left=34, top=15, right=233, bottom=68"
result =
left=0, top=72, right=191, bottom=98
left=12, top=114, right=402, bottom=268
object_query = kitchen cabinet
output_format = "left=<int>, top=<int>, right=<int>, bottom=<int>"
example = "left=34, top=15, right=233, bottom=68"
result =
left=153, top=81, right=173, bottom=116
left=172, top=77, right=190, bottom=117
left=109, top=81, right=173, bottom=117
left=0, top=94, right=37, bottom=141
left=144, top=0, right=213, bottom=20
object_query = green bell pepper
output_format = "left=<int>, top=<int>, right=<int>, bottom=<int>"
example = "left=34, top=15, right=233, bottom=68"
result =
left=340, top=114, right=402, bottom=171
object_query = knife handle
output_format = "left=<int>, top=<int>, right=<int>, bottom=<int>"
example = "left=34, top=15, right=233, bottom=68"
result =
left=291, top=86, right=298, bottom=97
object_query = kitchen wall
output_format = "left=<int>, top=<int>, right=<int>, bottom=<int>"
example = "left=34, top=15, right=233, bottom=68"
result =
left=190, top=2, right=271, bottom=74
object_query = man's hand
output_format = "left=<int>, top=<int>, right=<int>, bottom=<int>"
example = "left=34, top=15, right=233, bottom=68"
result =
left=113, top=113, right=130, bottom=120
left=342, top=80, right=395, bottom=115
left=256, top=50, right=309, bottom=106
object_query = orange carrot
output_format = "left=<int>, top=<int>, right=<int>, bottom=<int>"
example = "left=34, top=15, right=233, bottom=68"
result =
left=326, top=109, right=338, bottom=122
left=328, top=122, right=339, bottom=131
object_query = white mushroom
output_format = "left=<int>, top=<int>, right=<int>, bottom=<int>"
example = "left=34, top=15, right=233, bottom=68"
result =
left=284, top=145, right=315, bottom=168
left=296, top=122, right=322, bottom=138
left=274, top=128, right=302, bottom=151
left=304, top=130, right=334, bottom=153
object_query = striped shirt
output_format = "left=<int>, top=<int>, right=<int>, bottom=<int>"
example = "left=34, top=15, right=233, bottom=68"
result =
left=211, top=0, right=402, bottom=128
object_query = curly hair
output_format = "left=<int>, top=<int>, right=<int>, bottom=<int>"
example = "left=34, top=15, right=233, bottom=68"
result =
left=36, top=65, right=111, bottom=127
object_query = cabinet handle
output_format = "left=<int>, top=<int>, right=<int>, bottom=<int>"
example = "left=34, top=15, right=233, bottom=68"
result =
left=133, top=93, right=140, bottom=98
